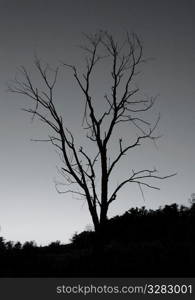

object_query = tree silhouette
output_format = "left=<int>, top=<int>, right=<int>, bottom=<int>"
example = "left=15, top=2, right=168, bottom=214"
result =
left=9, top=31, right=175, bottom=232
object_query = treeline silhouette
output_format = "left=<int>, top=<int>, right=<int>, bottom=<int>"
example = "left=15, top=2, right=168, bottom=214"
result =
left=0, top=203, right=195, bottom=277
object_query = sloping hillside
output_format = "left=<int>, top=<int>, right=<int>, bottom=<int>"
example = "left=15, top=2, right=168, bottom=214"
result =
left=0, top=203, right=194, bottom=277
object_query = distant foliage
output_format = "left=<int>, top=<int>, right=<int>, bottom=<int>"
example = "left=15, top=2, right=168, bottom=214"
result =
left=189, top=193, right=195, bottom=205
left=22, top=241, right=37, bottom=250
left=0, top=237, right=6, bottom=251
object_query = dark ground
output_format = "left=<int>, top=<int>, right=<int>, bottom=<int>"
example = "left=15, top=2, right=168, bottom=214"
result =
left=0, top=203, right=195, bottom=277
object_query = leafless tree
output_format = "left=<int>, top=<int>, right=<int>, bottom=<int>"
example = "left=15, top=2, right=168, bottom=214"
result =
left=8, top=31, right=176, bottom=232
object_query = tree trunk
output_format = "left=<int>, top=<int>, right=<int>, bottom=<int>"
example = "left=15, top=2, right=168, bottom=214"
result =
left=90, top=208, right=100, bottom=232
left=99, top=147, right=108, bottom=232
left=86, top=193, right=100, bottom=232
left=100, top=202, right=108, bottom=228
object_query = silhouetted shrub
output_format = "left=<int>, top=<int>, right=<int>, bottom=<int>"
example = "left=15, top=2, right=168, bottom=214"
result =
left=70, top=231, right=95, bottom=248
left=0, top=237, right=6, bottom=252
left=14, top=242, right=22, bottom=251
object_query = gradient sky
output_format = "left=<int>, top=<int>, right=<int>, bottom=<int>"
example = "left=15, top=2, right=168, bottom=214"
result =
left=0, top=0, right=195, bottom=245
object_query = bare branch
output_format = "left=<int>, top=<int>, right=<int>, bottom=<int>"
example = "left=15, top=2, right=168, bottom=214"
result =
left=108, top=170, right=177, bottom=205
left=9, top=31, right=176, bottom=232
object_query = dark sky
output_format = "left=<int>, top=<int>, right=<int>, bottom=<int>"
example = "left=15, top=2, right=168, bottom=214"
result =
left=0, top=0, right=195, bottom=245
